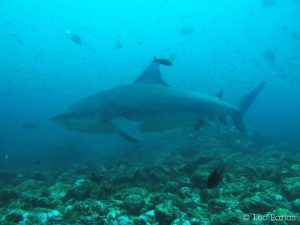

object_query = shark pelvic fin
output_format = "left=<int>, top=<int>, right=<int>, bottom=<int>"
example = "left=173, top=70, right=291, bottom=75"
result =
left=134, top=62, right=169, bottom=86
left=116, top=129, right=139, bottom=143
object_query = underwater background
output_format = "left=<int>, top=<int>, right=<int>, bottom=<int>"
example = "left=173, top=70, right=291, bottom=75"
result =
left=0, top=0, right=300, bottom=224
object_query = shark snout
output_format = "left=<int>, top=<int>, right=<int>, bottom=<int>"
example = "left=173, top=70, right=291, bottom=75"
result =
left=50, top=114, right=68, bottom=124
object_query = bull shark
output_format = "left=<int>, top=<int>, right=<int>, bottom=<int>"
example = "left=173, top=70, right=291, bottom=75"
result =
left=51, top=61, right=266, bottom=143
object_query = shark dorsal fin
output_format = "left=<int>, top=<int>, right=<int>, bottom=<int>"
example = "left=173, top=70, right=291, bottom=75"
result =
left=134, top=62, right=169, bottom=86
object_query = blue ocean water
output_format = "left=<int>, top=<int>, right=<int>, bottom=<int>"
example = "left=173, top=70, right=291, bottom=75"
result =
left=0, top=0, right=300, bottom=163
left=1, top=1, right=299, bottom=161
left=0, top=1, right=300, bottom=223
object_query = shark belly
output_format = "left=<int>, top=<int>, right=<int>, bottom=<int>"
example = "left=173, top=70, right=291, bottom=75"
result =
left=138, top=111, right=203, bottom=132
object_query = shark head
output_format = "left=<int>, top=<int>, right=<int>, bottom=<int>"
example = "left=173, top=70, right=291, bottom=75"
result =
left=50, top=62, right=168, bottom=136
left=50, top=113, right=83, bottom=130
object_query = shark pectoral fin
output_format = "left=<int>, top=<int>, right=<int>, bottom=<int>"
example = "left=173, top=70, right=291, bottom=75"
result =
left=140, top=119, right=186, bottom=132
left=109, top=118, right=142, bottom=143
left=115, top=128, right=139, bottom=143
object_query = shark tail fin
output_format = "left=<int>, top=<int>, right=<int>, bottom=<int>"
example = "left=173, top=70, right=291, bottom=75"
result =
left=231, top=81, right=266, bottom=132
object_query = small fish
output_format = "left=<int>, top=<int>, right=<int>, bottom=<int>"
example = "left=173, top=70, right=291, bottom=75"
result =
left=66, top=30, right=83, bottom=45
left=34, top=159, right=42, bottom=166
left=90, top=172, right=104, bottom=184
left=290, top=32, right=300, bottom=41
left=21, top=123, right=38, bottom=129
left=153, top=57, right=173, bottom=66
left=16, top=39, right=23, bottom=45
left=114, top=42, right=124, bottom=49
left=263, top=49, right=276, bottom=65
left=207, top=166, right=226, bottom=189
left=179, top=27, right=194, bottom=36
left=262, top=0, right=277, bottom=7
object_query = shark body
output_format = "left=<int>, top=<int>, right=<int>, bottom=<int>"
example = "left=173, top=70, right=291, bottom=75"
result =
left=51, top=62, right=265, bottom=142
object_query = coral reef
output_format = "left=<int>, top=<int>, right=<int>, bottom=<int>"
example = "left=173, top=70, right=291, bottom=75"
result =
left=0, top=126, right=299, bottom=224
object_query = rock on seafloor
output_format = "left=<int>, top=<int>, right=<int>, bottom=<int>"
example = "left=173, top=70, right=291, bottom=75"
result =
left=0, top=127, right=300, bottom=224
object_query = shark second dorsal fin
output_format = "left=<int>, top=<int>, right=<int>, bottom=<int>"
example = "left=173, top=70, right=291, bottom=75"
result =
left=134, top=62, right=169, bottom=86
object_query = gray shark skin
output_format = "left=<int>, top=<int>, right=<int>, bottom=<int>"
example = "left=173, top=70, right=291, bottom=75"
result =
left=51, top=62, right=266, bottom=143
